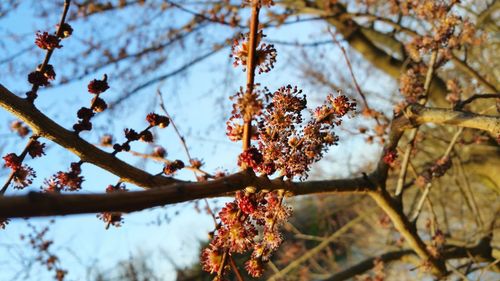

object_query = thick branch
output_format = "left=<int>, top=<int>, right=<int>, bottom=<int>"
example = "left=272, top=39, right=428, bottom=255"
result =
left=407, top=104, right=500, bottom=135
left=0, top=84, right=176, bottom=188
left=0, top=171, right=372, bottom=218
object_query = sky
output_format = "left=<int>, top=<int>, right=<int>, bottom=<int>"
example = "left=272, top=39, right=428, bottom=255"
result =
left=0, top=2, right=396, bottom=280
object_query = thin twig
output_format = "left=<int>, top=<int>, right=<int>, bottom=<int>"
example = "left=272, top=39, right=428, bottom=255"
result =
left=395, top=50, right=438, bottom=198
left=454, top=93, right=500, bottom=110
left=329, top=29, right=372, bottom=114
left=156, top=89, right=218, bottom=226
left=411, top=127, right=463, bottom=222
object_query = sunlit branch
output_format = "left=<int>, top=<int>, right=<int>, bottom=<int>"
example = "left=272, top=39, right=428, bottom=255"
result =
left=0, top=171, right=372, bottom=218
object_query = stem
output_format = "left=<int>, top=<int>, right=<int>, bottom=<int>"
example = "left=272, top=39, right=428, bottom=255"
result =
left=242, top=1, right=260, bottom=151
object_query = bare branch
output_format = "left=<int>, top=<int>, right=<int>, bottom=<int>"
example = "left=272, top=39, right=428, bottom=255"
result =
left=0, top=171, right=372, bottom=218
left=0, top=84, right=177, bottom=188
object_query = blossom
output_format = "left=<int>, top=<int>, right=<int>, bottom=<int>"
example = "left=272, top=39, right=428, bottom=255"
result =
left=35, top=31, right=61, bottom=50
left=3, top=153, right=21, bottom=170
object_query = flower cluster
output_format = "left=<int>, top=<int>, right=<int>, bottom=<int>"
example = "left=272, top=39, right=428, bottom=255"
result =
left=28, top=22, right=72, bottom=93
left=401, top=0, right=483, bottom=61
left=2, top=152, right=40, bottom=189
left=42, top=162, right=84, bottom=192
left=228, top=85, right=355, bottom=180
left=399, top=66, right=425, bottom=103
left=231, top=31, right=277, bottom=74
left=226, top=86, right=264, bottom=141
left=74, top=75, right=110, bottom=133
left=201, top=190, right=291, bottom=278
left=258, top=87, right=355, bottom=179
left=97, top=183, right=128, bottom=228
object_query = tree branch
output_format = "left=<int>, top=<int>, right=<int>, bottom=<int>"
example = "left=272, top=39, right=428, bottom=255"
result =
left=0, top=171, right=372, bottom=218
left=406, top=104, right=500, bottom=135
left=0, top=84, right=177, bottom=188
left=323, top=237, right=495, bottom=281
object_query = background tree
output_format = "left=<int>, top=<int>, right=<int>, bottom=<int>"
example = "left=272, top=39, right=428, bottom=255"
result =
left=0, top=0, right=499, bottom=280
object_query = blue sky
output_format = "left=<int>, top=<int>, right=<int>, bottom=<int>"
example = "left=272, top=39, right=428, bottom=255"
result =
left=0, top=2, right=397, bottom=280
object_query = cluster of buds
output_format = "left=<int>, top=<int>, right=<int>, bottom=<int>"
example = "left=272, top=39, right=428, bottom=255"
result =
left=27, top=22, right=73, bottom=98
left=112, top=113, right=169, bottom=153
left=201, top=190, right=291, bottom=278
left=27, top=64, right=57, bottom=88
left=402, top=0, right=483, bottom=62
left=399, top=66, right=426, bottom=103
left=42, top=162, right=84, bottom=192
left=74, top=75, right=110, bottom=133
left=97, top=183, right=128, bottom=228
left=231, top=31, right=277, bottom=74
left=2, top=139, right=46, bottom=189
